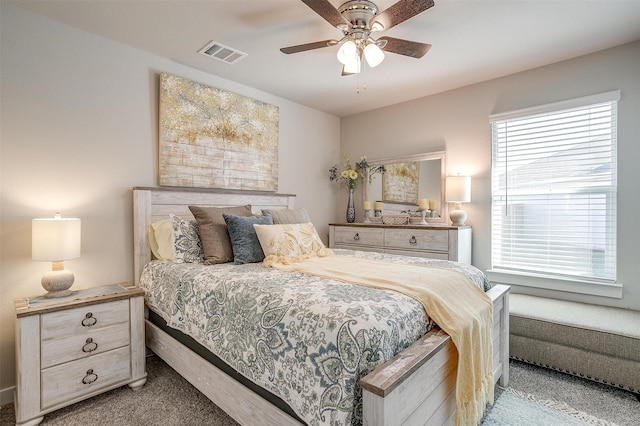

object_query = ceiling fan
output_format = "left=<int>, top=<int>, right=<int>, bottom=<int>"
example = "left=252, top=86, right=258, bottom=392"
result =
left=281, top=0, right=434, bottom=75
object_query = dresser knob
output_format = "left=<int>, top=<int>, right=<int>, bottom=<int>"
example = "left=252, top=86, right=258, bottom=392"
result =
left=409, top=236, right=417, bottom=246
left=82, top=369, right=98, bottom=385
left=82, top=337, right=98, bottom=353
left=81, top=312, right=97, bottom=327
left=353, top=233, right=360, bottom=241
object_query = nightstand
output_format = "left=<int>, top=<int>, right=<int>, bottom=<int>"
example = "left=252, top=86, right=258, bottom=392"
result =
left=14, top=284, right=147, bottom=426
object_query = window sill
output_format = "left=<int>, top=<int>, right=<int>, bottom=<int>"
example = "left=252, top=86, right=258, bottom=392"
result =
left=486, top=270, right=623, bottom=299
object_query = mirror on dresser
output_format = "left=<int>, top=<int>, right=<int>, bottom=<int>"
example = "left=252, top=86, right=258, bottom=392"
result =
left=365, top=151, right=447, bottom=224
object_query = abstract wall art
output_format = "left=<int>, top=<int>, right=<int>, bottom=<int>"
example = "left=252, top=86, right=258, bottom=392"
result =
left=159, top=73, right=279, bottom=191
left=382, top=161, right=420, bottom=204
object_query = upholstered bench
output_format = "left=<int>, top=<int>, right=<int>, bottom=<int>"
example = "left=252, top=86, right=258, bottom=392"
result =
left=509, top=294, right=640, bottom=394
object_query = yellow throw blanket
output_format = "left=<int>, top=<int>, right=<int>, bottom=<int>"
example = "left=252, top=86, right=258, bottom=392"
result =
left=264, top=254, right=494, bottom=426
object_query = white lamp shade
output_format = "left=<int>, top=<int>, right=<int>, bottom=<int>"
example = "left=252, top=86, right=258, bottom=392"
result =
left=337, top=40, right=357, bottom=65
left=32, top=215, right=81, bottom=261
left=364, top=43, right=385, bottom=67
left=445, top=176, right=471, bottom=203
left=343, top=53, right=361, bottom=74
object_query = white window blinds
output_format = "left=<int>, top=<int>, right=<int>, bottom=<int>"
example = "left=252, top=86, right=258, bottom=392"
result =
left=490, top=91, right=619, bottom=283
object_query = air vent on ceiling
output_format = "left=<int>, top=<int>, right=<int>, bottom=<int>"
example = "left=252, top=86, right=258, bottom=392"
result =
left=198, top=41, right=247, bottom=65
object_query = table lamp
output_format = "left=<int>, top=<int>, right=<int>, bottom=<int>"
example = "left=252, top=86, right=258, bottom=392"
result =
left=445, top=176, right=471, bottom=226
left=32, top=213, right=81, bottom=298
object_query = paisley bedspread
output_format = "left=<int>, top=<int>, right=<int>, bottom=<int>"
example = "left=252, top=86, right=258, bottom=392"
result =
left=140, top=249, right=492, bottom=425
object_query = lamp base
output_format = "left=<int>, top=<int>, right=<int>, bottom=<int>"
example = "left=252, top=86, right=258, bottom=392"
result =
left=41, top=267, right=75, bottom=298
left=449, top=205, right=467, bottom=226
left=363, top=209, right=371, bottom=224
left=418, top=209, right=428, bottom=225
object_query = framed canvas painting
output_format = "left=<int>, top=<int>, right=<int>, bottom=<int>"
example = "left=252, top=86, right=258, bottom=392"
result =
left=382, top=161, right=419, bottom=204
left=159, top=73, right=279, bottom=191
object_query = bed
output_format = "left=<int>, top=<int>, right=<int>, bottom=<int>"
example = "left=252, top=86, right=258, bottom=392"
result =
left=132, top=186, right=510, bottom=426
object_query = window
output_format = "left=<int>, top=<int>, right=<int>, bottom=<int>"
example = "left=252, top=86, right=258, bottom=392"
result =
left=490, top=91, right=619, bottom=288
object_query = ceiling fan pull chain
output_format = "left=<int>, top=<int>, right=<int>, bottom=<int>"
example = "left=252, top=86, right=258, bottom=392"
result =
left=361, top=60, right=368, bottom=92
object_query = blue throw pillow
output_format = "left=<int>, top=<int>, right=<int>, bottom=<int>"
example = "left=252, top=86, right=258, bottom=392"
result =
left=223, top=213, right=273, bottom=264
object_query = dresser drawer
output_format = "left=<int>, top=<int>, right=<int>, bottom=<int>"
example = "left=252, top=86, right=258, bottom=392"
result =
left=329, top=224, right=470, bottom=263
left=384, top=229, right=449, bottom=252
left=384, top=248, right=450, bottom=260
left=41, top=346, right=131, bottom=409
left=41, top=299, right=129, bottom=340
left=334, top=227, right=384, bottom=246
left=41, top=322, right=130, bottom=369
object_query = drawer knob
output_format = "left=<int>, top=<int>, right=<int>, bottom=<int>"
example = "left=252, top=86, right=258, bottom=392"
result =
left=82, top=369, right=98, bottom=385
left=409, top=236, right=417, bottom=246
left=82, top=337, right=98, bottom=353
left=81, top=312, right=97, bottom=327
left=353, top=233, right=360, bottom=241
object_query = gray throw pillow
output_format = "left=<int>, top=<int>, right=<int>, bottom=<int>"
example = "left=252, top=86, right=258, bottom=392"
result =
left=188, top=205, right=253, bottom=264
left=262, top=207, right=311, bottom=224
left=223, top=213, right=273, bottom=264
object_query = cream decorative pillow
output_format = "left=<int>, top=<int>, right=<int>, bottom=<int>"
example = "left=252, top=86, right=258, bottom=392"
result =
left=253, top=223, right=332, bottom=261
left=149, top=219, right=174, bottom=261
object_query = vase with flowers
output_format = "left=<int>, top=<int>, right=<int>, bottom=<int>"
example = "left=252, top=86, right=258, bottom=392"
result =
left=329, top=155, right=366, bottom=223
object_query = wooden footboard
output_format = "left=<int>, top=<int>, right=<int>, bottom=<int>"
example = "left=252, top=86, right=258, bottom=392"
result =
left=360, top=284, right=510, bottom=426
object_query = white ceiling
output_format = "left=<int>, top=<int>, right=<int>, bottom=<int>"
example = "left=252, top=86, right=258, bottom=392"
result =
left=9, top=0, right=640, bottom=117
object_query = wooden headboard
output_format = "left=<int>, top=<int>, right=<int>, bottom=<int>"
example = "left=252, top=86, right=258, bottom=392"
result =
left=132, top=186, right=296, bottom=286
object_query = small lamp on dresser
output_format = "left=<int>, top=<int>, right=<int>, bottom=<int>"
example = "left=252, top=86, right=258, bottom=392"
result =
left=32, top=213, right=81, bottom=298
left=445, top=175, right=471, bottom=226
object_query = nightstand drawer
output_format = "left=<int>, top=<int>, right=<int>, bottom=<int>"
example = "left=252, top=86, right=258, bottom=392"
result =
left=41, top=346, right=131, bottom=409
left=41, top=299, right=129, bottom=340
left=384, top=229, right=448, bottom=251
left=41, top=322, right=130, bottom=369
left=334, top=227, right=384, bottom=246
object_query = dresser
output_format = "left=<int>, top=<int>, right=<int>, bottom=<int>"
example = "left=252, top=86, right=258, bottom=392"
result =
left=329, top=223, right=472, bottom=264
left=14, top=284, right=147, bottom=426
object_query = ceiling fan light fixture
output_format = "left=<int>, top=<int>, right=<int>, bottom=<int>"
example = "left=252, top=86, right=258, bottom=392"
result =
left=371, top=21, right=384, bottom=32
left=281, top=0, right=435, bottom=78
left=343, top=54, right=361, bottom=74
left=337, top=40, right=357, bottom=65
left=364, top=42, right=385, bottom=67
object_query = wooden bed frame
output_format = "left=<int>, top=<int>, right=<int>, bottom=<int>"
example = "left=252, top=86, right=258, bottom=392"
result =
left=132, top=186, right=510, bottom=426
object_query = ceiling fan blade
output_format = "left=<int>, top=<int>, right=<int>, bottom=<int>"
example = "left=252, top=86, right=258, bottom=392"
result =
left=301, top=0, right=348, bottom=28
left=378, top=36, right=431, bottom=59
left=371, top=0, right=435, bottom=31
left=280, top=40, right=337, bottom=54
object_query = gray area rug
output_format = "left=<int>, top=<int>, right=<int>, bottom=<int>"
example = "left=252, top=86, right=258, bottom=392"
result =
left=1, top=357, right=637, bottom=425
left=482, top=387, right=618, bottom=426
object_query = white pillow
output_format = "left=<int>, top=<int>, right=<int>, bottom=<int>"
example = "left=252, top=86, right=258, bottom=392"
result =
left=149, top=219, right=173, bottom=261
left=253, top=222, right=331, bottom=261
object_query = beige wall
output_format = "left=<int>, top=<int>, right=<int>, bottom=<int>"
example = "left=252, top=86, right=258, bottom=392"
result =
left=341, top=40, right=640, bottom=310
left=0, top=3, right=340, bottom=401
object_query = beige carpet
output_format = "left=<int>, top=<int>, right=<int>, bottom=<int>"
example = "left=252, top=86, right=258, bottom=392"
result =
left=1, top=357, right=637, bottom=425
left=1, top=355, right=238, bottom=426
